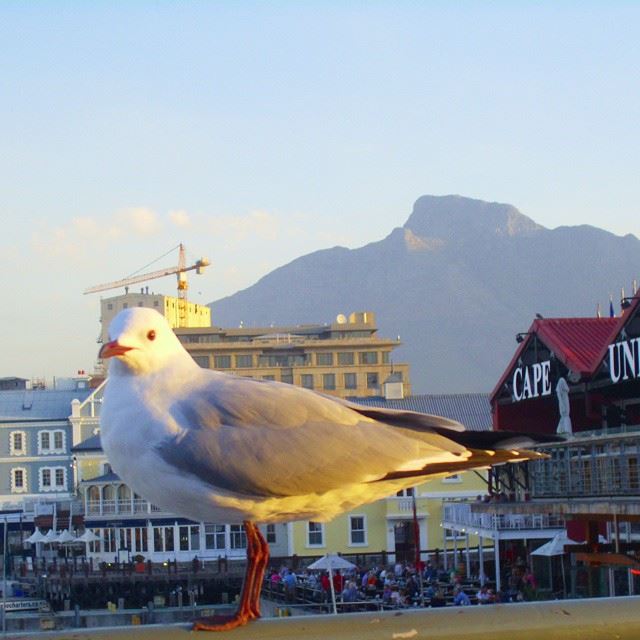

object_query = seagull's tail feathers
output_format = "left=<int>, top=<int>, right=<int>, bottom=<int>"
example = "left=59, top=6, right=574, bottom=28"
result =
left=372, top=447, right=548, bottom=484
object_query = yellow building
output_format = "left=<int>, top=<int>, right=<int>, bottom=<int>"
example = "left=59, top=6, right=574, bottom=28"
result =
left=287, top=470, right=490, bottom=566
left=176, top=311, right=411, bottom=399
left=99, top=292, right=211, bottom=344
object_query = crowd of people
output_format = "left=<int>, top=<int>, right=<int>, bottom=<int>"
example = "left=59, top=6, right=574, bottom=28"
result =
left=266, top=558, right=539, bottom=610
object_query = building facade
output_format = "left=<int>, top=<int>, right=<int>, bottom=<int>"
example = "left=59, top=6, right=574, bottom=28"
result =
left=99, top=292, right=211, bottom=344
left=444, top=292, right=640, bottom=596
left=176, top=311, right=411, bottom=399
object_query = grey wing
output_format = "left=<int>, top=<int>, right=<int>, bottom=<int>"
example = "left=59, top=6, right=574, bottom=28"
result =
left=156, top=374, right=469, bottom=498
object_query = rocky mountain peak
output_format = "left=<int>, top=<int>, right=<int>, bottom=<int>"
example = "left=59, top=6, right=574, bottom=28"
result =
left=403, top=195, right=545, bottom=244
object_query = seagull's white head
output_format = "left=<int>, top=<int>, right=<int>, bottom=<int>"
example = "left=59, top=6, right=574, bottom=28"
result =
left=99, top=308, right=194, bottom=376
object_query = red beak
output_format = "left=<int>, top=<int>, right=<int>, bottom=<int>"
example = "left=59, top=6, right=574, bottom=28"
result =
left=99, top=341, right=133, bottom=359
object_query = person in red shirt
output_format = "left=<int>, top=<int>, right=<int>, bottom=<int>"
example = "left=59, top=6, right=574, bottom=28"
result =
left=332, top=570, right=345, bottom=594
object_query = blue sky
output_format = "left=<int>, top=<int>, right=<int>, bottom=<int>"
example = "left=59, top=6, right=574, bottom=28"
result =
left=1, top=1, right=639, bottom=380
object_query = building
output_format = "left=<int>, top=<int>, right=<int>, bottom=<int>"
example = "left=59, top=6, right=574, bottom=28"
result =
left=443, top=292, right=640, bottom=597
left=99, top=291, right=211, bottom=344
left=176, top=311, right=411, bottom=399
left=0, top=380, right=92, bottom=552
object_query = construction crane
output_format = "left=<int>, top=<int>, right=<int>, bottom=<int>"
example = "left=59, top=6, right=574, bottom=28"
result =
left=84, top=244, right=210, bottom=328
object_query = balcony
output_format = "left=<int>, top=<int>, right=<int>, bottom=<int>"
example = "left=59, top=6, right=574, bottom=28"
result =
left=529, top=434, right=640, bottom=499
left=86, top=498, right=167, bottom=517
left=442, top=502, right=565, bottom=540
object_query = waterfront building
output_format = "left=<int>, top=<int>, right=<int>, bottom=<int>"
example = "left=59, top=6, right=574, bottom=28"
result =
left=442, top=292, right=640, bottom=597
left=0, top=378, right=92, bottom=550
left=176, top=310, right=411, bottom=399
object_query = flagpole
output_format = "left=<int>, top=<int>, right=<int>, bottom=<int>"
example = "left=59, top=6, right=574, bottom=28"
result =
left=411, top=491, right=425, bottom=605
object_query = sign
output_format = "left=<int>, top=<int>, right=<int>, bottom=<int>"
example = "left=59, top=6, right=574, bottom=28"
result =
left=512, top=361, right=551, bottom=401
left=0, top=598, right=48, bottom=611
left=608, top=338, right=640, bottom=383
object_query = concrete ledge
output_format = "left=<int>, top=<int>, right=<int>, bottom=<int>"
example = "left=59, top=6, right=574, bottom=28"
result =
left=6, top=596, right=640, bottom=639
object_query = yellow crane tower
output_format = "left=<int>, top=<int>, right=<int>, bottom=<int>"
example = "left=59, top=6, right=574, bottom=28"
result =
left=84, top=243, right=211, bottom=328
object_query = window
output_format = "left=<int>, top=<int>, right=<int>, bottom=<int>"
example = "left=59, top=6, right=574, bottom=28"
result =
left=230, top=524, right=247, bottom=549
left=281, top=373, right=293, bottom=385
left=266, top=524, right=276, bottom=544
left=107, top=303, right=113, bottom=310
left=103, top=528, right=117, bottom=553
left=214, top=355, right=232, bottom=368
left=11, top=468, right=27, bottom=493
left=323, top=374, right=336, bottom=390
left=366, top=373, right=379, bottom=389
left=10, top=431, right=26, bottom=456
left=179, top=525, right=200, bottom=551
left=301, top=374, right=314, bottom=389
left=38, top=430, right=65, bottom=454
left=153, top=526, right=175, bottom=552
left=262, top=375, right=275, bottom=381
left=205, top=524, right=226, bottom=550
left=40, top=432, right=50, bottom=452
left=337, top=352, right=354, bottom=365
left=119, top=528, right=132, bottom=550
left=192, top=355, right=210, bottom=368
left=349, top=516, right=367, bottom=545
left=307, top=522, right=324, bottom=547
left=396, top=488, right=414, bottom=497
left=344, top=373, right=357, bottom=390
left=317, top=352, right=334, bottom=366
left=382, top=352, right=390, bottom=364
left=444, top=528, right=463, bottom=541
left=134, top=527, right=148, bottom=552
left=359, top=352, right=378, bottom=365
left=39, top=466, right=66, bottom=491
left=442, top=474, right=462, bottom=483
left=235, top=354, right=253, bottom=368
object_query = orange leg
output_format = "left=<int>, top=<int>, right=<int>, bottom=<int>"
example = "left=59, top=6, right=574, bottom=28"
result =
left=193, top=521, right=269, bottom=632
left=248, top=524, right=270, bottom=618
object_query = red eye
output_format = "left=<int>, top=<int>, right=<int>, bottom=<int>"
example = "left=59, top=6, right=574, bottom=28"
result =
left=147, top=330, right=156, bottom=341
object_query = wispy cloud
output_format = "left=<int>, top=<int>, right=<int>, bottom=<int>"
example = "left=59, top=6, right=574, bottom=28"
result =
left=168, top=209, right=191, bottom=228
left=32, top=207, right=162, bottom=261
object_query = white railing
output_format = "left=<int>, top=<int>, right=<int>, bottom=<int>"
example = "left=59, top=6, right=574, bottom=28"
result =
left=86, top=498, right=164, bottom=516
left=442, top=502, right=564, bottom=531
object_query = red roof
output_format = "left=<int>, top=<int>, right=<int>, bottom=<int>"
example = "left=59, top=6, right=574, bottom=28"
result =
left=490, top=292, right=640, bottom=403
left=535, top=317, right=618, bottom=374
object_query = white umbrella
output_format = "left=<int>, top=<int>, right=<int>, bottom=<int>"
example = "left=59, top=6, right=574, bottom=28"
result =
left=43, top=529, right=59, bottom=543
left=532, top=533, right=582, bottom=595
left=531, top=533, right=582, bottom=557
left=77, top=530, right=102, bottom=543
left=308, top=554, right=356, bottom=615
left=26, top=530, right=46, bottom=544
left=56, top=529, right=77, bottom=543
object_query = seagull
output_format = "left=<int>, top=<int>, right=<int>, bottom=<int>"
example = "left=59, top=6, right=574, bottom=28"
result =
left=99, top=307, right=550, bottom=631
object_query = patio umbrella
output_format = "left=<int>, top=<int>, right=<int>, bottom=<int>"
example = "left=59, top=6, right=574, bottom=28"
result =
left=307, top=554, right=356, bottom=615
left=532, top=533, right=582, bottom=595
left=76, top=529, right=103, bottom=557
left=56, top=529, right=77, bottom=543
left=77, top=530, right=102, bottom=543
left=26, top=530, right=47, bottom=544
left=43, top=529, right=59, bottom=543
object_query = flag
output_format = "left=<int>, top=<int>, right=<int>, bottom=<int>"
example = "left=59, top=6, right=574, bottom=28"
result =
left=609, top=295, right=615, bottom=318
left=596, top=303, right=601, bottom=319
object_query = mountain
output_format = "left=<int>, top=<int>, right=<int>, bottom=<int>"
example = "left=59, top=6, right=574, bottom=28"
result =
left=209, top=195, right=640, bottom=393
